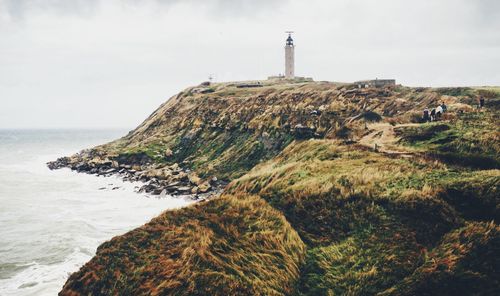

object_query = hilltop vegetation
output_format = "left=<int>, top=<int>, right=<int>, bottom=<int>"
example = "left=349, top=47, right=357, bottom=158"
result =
left=58, top=81, right=499, bottom=295
left=83, top=80, right=490, bottom=181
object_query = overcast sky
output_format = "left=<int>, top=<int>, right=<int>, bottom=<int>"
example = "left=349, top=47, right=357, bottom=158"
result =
left=1, top=0, right=499, bottom=129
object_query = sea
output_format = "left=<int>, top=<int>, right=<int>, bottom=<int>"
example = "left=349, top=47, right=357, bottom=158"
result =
left=0, top=129, right=193, bottom=296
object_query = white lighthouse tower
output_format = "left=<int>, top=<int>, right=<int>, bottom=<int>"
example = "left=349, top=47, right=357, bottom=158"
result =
left=285, top=32, right=295, bottom=79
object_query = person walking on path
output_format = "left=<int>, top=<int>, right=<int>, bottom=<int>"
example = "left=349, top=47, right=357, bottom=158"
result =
left=436, top=105, right=443, bottom=120
left=441, top=102, right=447, bottom=113
left=423, top=108, right=430, bottom=122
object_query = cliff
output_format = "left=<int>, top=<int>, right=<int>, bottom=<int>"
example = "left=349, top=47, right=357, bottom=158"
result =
left=57, top=81, right=500, bottom=295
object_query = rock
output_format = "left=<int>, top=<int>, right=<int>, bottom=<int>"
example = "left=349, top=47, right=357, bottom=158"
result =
left=165, top=186, right=177, bottom=193
left=75, top=162, right=90, bottom=172
left=165, top=181, right=181, bottom=188
left=188, top=173, right=202, bottom=186
left=159, top=168, right=173, bottom=180
left=102, top=168, right=116, bottom=175
left=198, top=182, right=212, bottom=193
left=164, top=149, right=173, bottom=157
left=114, top=152, right=152, bottom=166
left=200, top=88, right=214, bottom=94
left=293, top=124, right=315, bottom=139
left=47, top=157, right=71, bottom=170
left=102, top=161, right=112, bottom=167
left=112, top=187, right=120, bottom=190
left=175, top=186, right=192, bottom=193
left=151, top=188, right=163, bottom=195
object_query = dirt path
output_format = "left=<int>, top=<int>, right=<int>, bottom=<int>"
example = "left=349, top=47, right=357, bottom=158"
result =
left=358, top=123, right=421, bottom=155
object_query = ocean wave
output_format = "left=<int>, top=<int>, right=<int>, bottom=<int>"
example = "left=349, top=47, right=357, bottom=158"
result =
left=0, top=247, right=90, bottom=296
left=0, top=130, right=193, bottom=295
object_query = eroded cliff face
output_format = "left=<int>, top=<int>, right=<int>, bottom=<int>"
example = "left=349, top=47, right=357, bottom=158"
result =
left=53, top=81, right=478, bottom=183
left=103, top=81, right=454, bottom=180
left=57, top=81, right=500, bottom=295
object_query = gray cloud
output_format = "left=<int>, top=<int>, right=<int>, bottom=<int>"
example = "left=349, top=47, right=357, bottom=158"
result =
left=1, top=0, right=287, bottom=20
left=1, top=0, right=100, bottom=18
left=474, top=0, right=500, bottom=21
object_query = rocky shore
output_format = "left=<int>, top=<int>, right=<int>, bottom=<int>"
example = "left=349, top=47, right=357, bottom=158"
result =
left=47, top=149, right=225, bottom=201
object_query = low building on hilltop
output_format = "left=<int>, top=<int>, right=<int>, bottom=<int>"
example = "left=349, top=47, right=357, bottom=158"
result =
left=355, top=79, right=396, bottom=88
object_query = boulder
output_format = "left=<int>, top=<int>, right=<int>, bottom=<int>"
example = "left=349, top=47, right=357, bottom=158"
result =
left=198, top=182, right=212, bottom=193
left=188, top=173, right=203, bottom=186
left=176, top=186, right=192, bottom=193
left=151, top=188, right=163, bottom=195
left=165, top=181, right=181, bottom=188
left=293, top=124, right=315, bottom=139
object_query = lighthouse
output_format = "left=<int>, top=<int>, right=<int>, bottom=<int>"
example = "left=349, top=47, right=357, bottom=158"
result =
left=268, top=32, right=311, bottom=81
left=285, top=32, right=295, bottom=79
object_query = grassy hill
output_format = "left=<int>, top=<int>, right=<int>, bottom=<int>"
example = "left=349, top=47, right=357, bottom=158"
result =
left=58, top=81, right=499, bottom=295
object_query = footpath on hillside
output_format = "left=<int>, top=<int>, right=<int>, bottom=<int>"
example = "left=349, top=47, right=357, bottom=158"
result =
left=358, top=122, right=421, bottom=156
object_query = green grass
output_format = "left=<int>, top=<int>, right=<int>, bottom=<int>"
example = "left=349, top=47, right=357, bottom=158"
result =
left=228, top=139, right=499, bottom=294
left=435, top=87, right=475, bottom=97
left=297, top=220, right=422, bottom=295
left=396, top=112, right=500, bottom=169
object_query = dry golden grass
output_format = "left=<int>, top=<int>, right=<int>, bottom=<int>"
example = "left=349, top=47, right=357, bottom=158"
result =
left=60, top=195, right=305, bottom=296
